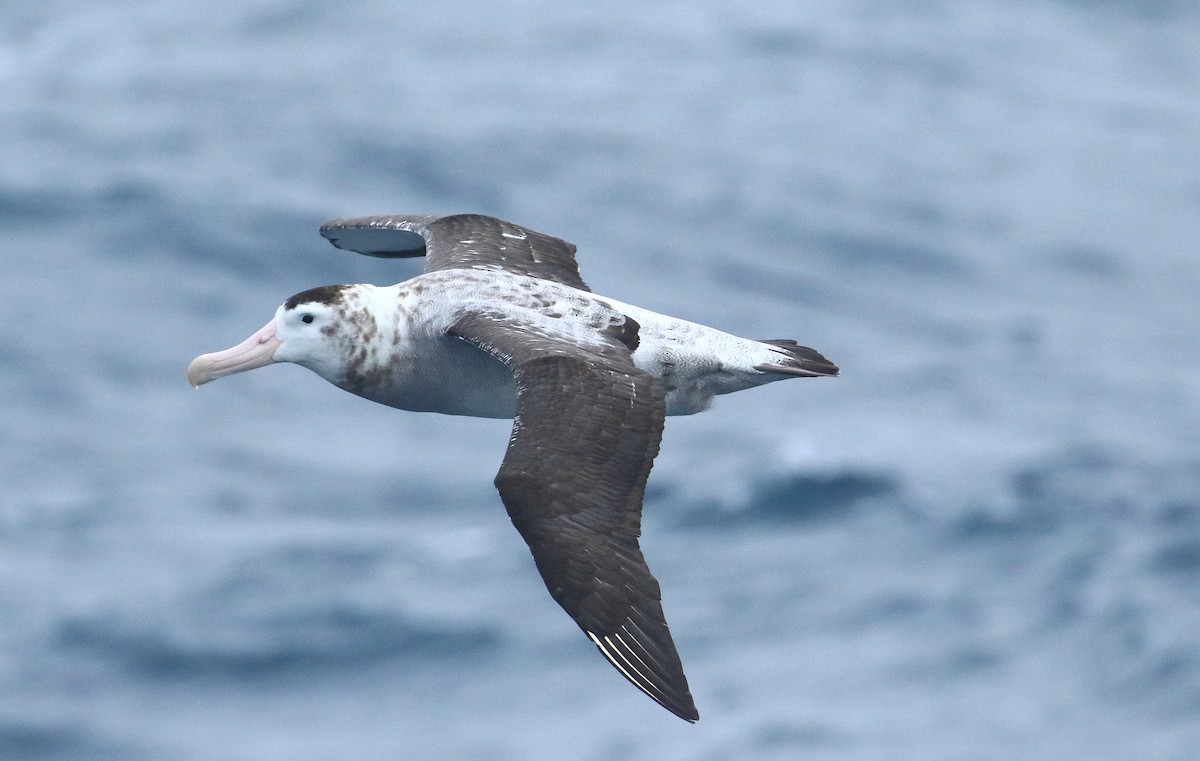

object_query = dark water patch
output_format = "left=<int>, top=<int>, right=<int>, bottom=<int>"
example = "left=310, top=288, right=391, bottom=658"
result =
left=87, top=194, right=326, bottom=282
left=812, top=230, right=973, bottom=280
left=92, top=177, right=161, bottom=210
left=709, top=261, right=836, bottom=308
left=678, top=470, right=901, bottom=528
left=1055, top=0, right=1196, bottom=22
left=1045, top=243, right=1126, bottom=279
left=733, top=28, right=820, bottom=58
left=1148, top=541, right=1200, bottom=575
left=202, top=487, right=255, bottom=517
left=237, top=0, right=339, bottom=36
left=216, top=543, right=390, bottom=589
left=334, top=137, right=506, bottom=212
left=834, top=591, right=931, bottom=632
left=874, top=196, right=953, bottom=230
left=198, top=450, right=451, bottom=518
left=1010, top=447, right=1127, bottom=510
left=5, top=335, right=127, bottom=418
left=56, top=606, right=500, bottom=680
left=1157, top=501, right=1200, bottom=528
left=0, top=335, right=34, bottom=364
left=949, top=447, right=1131, bottom=542
left=748, top=471, right=899, bottom=521
left=1034, top=544, right=1109, bottom=631
left=893, top=643, right=1003, bottom=684
left=642, top=479, right=673, bottom=505
left=952, top=501, right=1059, bottom=541
left=0, top=721, right=142, bottom=761
left=1091, top=605, right=1200, bottom=714
left=0, top=186, right=74, bottom=224
left=754, top=720, right=846, bottom=749
left=56, top=541, right=500, bottom=677
left=1012, top=465, right=1066, bottom=508
left=1005, top=316, right=1044, bottom=350
left=99, top=205, right=269, bottom=279
left=183, top=208, right=327, bottom=280
left=853, top=45, right=973, bottom=90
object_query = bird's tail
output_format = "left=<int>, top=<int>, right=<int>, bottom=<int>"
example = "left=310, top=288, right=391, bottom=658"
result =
left=754, top=339, right=839, bottom=377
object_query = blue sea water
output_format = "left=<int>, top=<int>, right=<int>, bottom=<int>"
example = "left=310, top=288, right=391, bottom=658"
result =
left=3, top=1, right=1200, bottom=758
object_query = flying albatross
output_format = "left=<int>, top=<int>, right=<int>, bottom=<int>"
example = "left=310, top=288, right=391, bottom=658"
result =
left=187, top=213, right=837, bottom=722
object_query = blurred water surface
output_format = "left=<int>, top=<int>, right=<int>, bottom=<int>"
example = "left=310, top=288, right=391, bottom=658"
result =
left=3, top=1, right=1199, bottom=759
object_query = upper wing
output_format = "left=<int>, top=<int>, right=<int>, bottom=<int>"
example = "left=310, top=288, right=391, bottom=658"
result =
left=450, top=311, right=698, bottom=722
left=318, top=213, right=590, bottom=291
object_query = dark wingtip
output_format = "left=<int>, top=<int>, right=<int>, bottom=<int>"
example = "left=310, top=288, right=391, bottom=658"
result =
left=586, top=617, right=699, bottom=723
left=758, top=339, right=839, bottom=377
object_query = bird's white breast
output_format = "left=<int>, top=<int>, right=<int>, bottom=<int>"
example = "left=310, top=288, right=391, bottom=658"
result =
left=327, top=283, right=517, bottom=418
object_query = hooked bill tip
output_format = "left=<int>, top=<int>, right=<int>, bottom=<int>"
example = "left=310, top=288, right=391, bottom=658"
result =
left=186, top=317, right=282, bottom=389
left=186, top=355, right=212, bottom=388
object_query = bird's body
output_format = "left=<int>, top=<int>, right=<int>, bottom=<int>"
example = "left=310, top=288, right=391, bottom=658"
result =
left=188, top=213, right=837, bottom=722
left=279, top=269, right=822, bottom=419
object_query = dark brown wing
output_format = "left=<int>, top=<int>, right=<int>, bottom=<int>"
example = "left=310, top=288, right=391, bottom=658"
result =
left=450, top=311, right=698, bottom=722
left=318, top=213, right=590, bottom=291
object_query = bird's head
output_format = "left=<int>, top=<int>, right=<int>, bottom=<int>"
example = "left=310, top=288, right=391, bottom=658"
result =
left=187, top=285, right=360, bottom=388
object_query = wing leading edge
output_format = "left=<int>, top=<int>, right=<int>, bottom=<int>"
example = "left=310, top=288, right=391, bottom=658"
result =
left=319, top=213, right=590, bottom=291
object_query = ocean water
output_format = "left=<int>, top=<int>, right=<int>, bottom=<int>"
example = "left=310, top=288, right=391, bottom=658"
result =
left=3, top=1, right=1200, bottom=758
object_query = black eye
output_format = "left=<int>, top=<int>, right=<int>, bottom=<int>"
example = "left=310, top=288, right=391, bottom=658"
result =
left=301, top=313, right=314, bottom=324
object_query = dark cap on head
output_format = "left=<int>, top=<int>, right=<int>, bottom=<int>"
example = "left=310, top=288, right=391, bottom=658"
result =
left=284, top=285, right=348, bottom=310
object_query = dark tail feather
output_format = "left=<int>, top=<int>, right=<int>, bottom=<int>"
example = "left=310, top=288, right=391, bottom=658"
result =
left=755, top=339, right=839, bottom=377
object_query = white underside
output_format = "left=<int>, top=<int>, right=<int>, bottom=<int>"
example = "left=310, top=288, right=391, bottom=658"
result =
left=335, top=274, right=795, bottom=419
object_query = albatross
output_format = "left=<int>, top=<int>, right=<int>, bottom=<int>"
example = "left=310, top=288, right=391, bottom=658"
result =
left=187, top=213, right=837, bottom=722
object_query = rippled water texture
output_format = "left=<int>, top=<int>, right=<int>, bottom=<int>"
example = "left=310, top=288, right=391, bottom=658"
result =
left=3, top=1, right=1199, bottom=759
